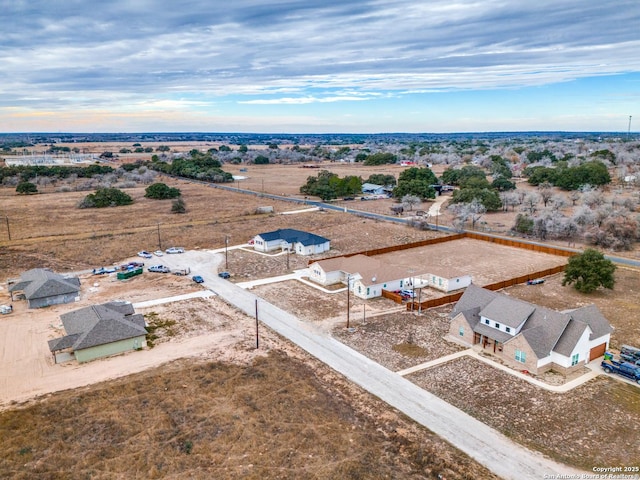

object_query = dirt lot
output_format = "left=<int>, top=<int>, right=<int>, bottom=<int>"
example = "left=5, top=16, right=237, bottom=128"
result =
left=375, top=238, right=567, bottom=287
left=328, top=267, right=640, bottom=470
left=407, top=356, right=639, bottom=471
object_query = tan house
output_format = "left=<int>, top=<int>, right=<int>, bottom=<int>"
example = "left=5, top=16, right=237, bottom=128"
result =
left=309, top=255, right=409, bottom=299
left=449, top=285, right=612, bottom=374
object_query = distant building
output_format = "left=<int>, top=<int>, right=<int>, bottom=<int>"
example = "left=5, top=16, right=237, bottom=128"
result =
left=9, top=268, right=80, bottom=309
left=48, top=301, right=147, bottom=364
left=252, top=228, right=330, bottom=255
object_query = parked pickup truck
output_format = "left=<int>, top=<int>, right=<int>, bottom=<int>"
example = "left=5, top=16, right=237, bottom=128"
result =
left=620, top=345, right=640, bottom=365
left=601, top=359, right=640, bottom=384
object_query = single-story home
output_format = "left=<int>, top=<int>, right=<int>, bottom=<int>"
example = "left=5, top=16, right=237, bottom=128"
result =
left=310, top=255, right=472, bottom=299
left=408, top=266, right=472, bottom=293
left=449, top=284, right=613, bottom=374
left=8, top=268, right=81, bottom=309
left=310, top=254, right=411, bottom=299
left=252, top=228, right=330, bottom=255
left=48, top=301, right=147, bottom=364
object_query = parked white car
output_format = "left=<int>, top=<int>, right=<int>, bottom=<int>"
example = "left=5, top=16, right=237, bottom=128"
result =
left=137, top=251, right=153, bottom=259
left=154, top=250, right=164, bottom=257
left=148, top=265, right=170, bottom=273
left=165, top=247, right=185, bottom=254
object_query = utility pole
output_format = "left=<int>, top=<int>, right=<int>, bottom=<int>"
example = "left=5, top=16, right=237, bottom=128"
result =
left=346, top=274, right=351, bottom=329
left=225, top=235, right=229, bottom=269
left=156, top=223, right=162, bottom=250
left=255, top=299, right=259, bottom=349
left=5, top=216, right=10, bottom=241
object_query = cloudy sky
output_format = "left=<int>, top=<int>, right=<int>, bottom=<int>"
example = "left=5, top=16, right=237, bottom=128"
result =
left=1, top=0, right=639, bottom=133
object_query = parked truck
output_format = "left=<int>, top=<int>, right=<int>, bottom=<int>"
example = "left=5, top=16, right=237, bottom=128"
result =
left=620, top=345, right=640, bottom=365
left=601, top=359, right=640, bottom=384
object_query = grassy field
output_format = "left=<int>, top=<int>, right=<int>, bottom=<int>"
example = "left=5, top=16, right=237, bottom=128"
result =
left=0, top=351, right=497, bottom=480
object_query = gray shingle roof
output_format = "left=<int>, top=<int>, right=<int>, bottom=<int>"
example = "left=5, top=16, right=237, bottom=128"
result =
left=519, top=307, right=571, bottom=357
left=552, top=320, right=588, bottom=357
left=567, top=304, right=613, bottom=340
left=479, top=296, right=535, bottom=329
left=449, top=284, right=497, bottom=318
left=257, top=228, right=329, bottom=246
left=9, top=268, right=80, bottom=300
left=452, top=285, right=611, bottom=359
left=49, top=301, right=146, bottom=353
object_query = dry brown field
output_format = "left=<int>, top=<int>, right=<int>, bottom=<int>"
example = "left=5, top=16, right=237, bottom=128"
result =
left=1, top=150, right=640, bottom=476
left=0, top=351, right=497, bottom=480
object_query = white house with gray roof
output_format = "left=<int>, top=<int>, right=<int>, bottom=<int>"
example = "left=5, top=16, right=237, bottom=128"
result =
left=9, top=268, right=80, bottom=308
left=449, top=285, right=612, bottom=374
left=48, top=301, right=147, bottom=364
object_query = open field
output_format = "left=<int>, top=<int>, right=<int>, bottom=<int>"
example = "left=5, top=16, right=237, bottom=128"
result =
left=0, top=351, right=497, bottom=480
left=0, top=178, right=441, bottom=279
left=1, top=155, right=640, bottom=476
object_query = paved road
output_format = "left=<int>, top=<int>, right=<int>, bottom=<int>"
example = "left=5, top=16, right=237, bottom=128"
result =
left=185, top=261, right=585, bottom=480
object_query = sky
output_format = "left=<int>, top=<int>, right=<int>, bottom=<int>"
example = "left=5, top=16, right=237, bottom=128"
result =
left=1, top=0, right=639, bottom=133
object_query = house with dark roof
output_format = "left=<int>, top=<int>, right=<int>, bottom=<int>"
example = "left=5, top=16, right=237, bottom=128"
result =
left=253, top=228, right=330, bottom=256
left=8, top=268, right=81, bottom=309
left=48, top=301, right=147, bottom=364
left=449, top=285, right=613, bottom=374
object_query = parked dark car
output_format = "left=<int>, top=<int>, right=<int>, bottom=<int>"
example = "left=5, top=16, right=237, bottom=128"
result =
left=526, top=278, right=545, bottom=285
left=192, top=275, right=204, bottom=283
left=218, top=271, right=231, bottom=279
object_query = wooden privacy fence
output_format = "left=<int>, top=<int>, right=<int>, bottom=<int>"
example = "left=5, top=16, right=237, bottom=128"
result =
left=406, top=264, right=567, bottom=311
left=309, top=231, right=575, bottom=266
left=463, top=232, right=576, bottom=257
left=381, top=289, right=403, bottom=303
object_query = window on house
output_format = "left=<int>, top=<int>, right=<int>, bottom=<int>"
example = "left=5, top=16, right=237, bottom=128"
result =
left=383, top=284, right=387, bottom=288
left=438, top=278, right=442, bottom=286
left=515, top=350, right=526, bottom=363
left=505, top=327, right=511, bottom=333
left=571, top=353, right=579, bottom=366
left=495, top=322, right=500, bottom=329
left=366, top=287, right=370, bottom=295
left=357, top=286, right=361, bottom=293
left=484, top=319, right=490, bottom=325
left=459, top=326, right=464, bottom=336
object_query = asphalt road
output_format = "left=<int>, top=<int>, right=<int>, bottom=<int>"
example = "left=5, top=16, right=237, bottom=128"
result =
left=169, top=250, right=586, bottom=480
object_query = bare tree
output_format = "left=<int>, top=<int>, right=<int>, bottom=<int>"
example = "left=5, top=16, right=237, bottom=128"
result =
left=538, top=182, right=553, bottom=207
left=568, top=190, right=581, bottom=206
left=550, top=194, right=568, bottom=209
left=401, top=194, right=421, bottom=211
left=522, top=192, right=540, bottom=215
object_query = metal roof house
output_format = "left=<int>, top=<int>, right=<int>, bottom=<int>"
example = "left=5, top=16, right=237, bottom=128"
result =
left=253, top=229, right=330, bottom=255
left=449, top=285, right=612, bottom=374
left=8, top=268, right=80, bottom=309
left=48, top=301, right=147, bottom=364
